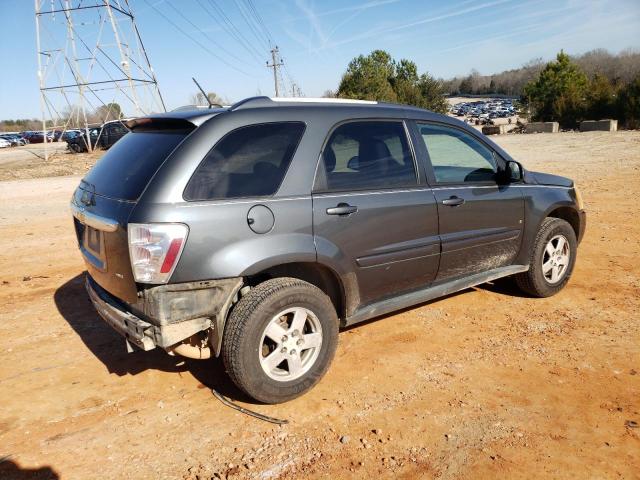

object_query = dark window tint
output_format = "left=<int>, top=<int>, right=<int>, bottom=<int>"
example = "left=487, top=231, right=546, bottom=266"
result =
left=184, top=122, right=305, bottom=201
left=83, top=130, right=189, bottom=200
left=417, top=123, right=497, bottom=183
left=322, top=121, right=416, bottom=191
left=108, top=123, right=128, bottom=135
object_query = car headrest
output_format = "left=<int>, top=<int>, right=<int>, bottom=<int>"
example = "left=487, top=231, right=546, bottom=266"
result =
left=358, top=139, right=392, bottom=167
left=323, top=147, right=336, bottom=172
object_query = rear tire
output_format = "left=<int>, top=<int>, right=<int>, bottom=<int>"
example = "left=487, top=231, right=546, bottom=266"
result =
left=515, top=217, right=577, bottom=297
left=222, top=278, right=339, bottom=404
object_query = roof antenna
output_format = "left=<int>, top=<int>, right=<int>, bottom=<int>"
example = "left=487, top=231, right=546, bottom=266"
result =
left=192, top=77, right=222, bottom=108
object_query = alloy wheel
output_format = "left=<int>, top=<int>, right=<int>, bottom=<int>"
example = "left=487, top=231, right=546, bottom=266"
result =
left=542, top=234, right=570, bottom=284
left=258, top=307, right=323, bottom=381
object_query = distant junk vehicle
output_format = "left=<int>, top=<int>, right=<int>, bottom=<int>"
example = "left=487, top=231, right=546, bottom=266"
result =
left=0, top=134, right=27, bottom=147
left=66, top=120, right=130, bottom=153
left=450, top=98, right=517, bottom=123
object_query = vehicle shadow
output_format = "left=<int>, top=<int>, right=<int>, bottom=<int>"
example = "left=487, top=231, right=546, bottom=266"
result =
left=476, top=276, right=531, bottom=297
left=341, top=278, right=528, bottom=333
left=0, top=458, right=59, bottom=480
left=53, top=273, right=251, bottom=402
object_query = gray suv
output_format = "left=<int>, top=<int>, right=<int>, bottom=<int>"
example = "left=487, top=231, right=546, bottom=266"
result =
left=71, top=97, right=586, bottom=403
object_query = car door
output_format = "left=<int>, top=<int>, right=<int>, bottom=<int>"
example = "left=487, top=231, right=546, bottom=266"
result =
left=108, top=123, right=128, bottom=147
left=411, top=121, right=524, bottom=283
left=312, top=120, right=440, bottom=311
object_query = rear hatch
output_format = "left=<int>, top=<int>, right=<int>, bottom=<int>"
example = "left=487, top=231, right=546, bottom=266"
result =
left=72, top=120, right=195, bottom=303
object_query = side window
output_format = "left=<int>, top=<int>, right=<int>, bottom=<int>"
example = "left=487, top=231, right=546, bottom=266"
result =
left=111, top=124, right=128, bottom=135
left=321, top=121, right=416, bottom=191
left=417, top=123, right=497, bottom=184
left=184, top=122, right=305, bottom=200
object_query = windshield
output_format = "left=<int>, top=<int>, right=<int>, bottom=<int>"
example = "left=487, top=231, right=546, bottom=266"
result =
left=83, top=130, right=190, bottom=201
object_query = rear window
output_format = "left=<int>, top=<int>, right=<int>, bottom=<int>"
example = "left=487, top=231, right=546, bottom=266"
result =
left=83, top=130, right=189, bottom=200
left=184, top=122, right=305, bottom=201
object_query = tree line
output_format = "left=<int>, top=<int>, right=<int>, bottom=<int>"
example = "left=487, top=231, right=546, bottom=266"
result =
left=332, top=48, right=640, bottom=129
left=444, top=49, right=640, bottom=97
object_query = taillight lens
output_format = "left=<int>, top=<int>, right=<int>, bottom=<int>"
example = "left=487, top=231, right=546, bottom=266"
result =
left=128, top=223, right=188, bottom=283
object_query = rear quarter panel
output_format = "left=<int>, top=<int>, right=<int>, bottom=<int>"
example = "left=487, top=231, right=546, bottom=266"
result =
left=131, top=198, right=316, bottom=283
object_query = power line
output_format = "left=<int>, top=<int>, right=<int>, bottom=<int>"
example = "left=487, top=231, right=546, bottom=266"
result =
left=244, top=0, right=275, bottom=46
left=239, top=0, right=303, bottom=97
left=200, top=0, right=265, bottom=62
left=163, top=1, right=253, bottom=67
left=232, top=0, right=270, bottom=49
left=141, top=0, right=252, bottom=77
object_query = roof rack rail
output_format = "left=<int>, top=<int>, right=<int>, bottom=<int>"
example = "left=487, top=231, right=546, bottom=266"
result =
left=229, top=96, right=273, bottom=111
left=270, top=97, right=377, bottom=104
left=229, top=96, right=378, bottom=111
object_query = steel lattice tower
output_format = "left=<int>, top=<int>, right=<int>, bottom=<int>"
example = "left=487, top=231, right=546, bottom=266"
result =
left=35, top=0, right=165, bottom=157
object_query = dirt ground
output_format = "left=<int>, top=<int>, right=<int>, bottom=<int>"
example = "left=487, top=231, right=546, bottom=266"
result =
left=0, top=131, right=638, bottom=479
left=0, top=143, right=101, bottom=181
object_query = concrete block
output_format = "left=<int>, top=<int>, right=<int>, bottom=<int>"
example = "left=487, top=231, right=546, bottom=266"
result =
left=482, top=124, right=519, bottom=135
left=525, top=122, right=559, bottom=133
left=483, top=125, right=506, bottom=135
left=580, top=119, right=618, bottom=132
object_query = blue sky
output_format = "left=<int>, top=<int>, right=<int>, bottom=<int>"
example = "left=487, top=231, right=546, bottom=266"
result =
left=1, top=0, right=639, bottom=119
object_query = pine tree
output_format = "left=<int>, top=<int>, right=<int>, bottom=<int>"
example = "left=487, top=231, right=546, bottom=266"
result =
left=523, top=51, right=589, bottom=128
left=337, top=50, right=447, bottom=113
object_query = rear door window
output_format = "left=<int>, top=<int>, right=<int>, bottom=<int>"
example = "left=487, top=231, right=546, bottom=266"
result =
left=320, top=121, right=416, bottom=191
left=83, top=130, right=190, bottom=200
left=184, top=122, right=305, bottom=201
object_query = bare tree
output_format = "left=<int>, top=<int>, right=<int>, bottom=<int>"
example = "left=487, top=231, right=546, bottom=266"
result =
left=190, top=92, right=226, bottom=107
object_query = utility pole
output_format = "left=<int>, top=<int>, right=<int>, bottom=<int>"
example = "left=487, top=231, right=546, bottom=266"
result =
left=291, top=83, right=303, bottom=98
left=34, top=0, right=165, bottom=160
left=266, top=46, right=284, bottom=97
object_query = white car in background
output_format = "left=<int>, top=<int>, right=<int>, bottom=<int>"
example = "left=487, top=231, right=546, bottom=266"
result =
left=0, top=138, right=12, bottom=148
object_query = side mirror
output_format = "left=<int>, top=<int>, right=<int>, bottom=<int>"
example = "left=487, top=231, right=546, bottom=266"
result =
left=504, top=160, right=523, bottom=182
left=347, top=156, right=359, bottom=171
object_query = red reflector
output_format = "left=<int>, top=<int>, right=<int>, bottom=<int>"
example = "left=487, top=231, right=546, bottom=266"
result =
left=160, top=238, right=183, bottom=273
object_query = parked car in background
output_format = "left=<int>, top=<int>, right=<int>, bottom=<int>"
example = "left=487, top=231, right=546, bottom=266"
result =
left=449, top=98, right=518, bottom=123
left=0, top=138, right=11, bottom=148
left=23, top=131, right=45, bottom=144
left=66, top=120, right=130, bottom=153
left=0, top=134, right=27, bottom=146
left=61, top=129, right=83, bottom=142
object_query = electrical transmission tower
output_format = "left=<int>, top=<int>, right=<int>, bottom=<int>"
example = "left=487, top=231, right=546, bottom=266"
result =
left=266, top=46, right=284, bottom=97
left=34, top=0, right=165, bottom=158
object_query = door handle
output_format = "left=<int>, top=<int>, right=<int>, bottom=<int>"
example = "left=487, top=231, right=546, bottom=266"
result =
left=326, top=203, right=358, bottom=216
left=442, top=196, right=465, bottom=207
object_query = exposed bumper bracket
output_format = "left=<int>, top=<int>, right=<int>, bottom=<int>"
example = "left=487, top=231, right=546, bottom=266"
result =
left=86, top=276, right=156, bottom=351
left=85, top=274, right=242, bottom=355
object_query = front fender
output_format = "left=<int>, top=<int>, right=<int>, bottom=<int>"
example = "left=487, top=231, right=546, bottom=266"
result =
left=516, top=185, right=582, bottom=264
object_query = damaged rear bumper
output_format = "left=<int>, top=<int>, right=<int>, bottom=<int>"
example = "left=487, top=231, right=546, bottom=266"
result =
left=85, top=274, right=242, bottom=354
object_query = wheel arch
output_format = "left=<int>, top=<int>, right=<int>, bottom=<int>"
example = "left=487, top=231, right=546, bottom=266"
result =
left=544, top=205, right=582, bottom=241
left=246, top=261, right=347, bottom=322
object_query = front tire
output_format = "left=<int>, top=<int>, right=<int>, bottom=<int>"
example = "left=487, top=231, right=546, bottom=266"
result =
left=222, top=278, right=339, bottom=404
left=515, top=217, right=577, bottom=297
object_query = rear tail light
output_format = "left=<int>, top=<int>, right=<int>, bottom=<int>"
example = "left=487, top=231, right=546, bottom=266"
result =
left=128, top=223, right=188, bottom=284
